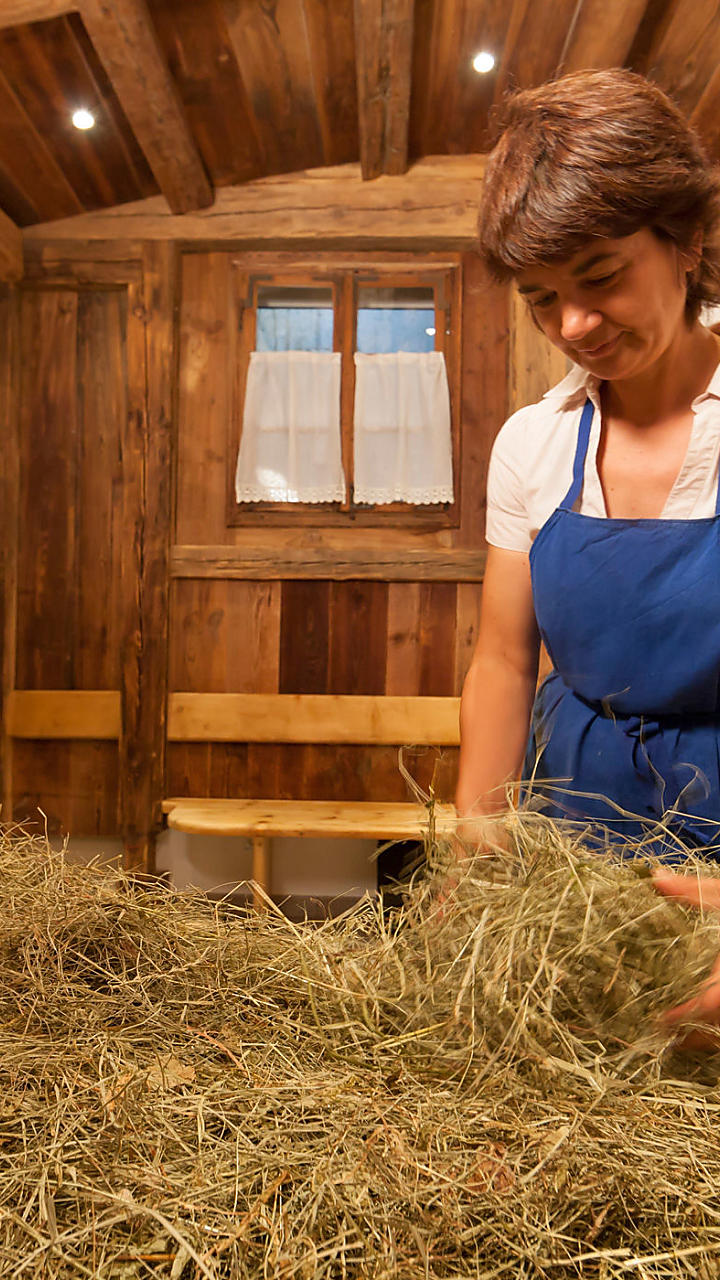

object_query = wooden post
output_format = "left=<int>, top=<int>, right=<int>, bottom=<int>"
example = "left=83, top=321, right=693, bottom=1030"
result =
left=119, top=243, right=175, bottom=871
left=252, top=835, right=271, bottom=911
left=0, top=286, right=19, bottom=822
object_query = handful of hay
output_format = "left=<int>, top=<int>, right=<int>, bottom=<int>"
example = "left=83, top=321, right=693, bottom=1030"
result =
left=0, top=819, right=719, bottom=1278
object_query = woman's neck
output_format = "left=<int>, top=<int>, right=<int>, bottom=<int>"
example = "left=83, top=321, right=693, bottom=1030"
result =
left=602, top=324, right=720, bottom=426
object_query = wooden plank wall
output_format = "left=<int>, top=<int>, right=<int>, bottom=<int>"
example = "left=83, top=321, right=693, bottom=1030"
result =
left=1, top=235, right=560, bottom=861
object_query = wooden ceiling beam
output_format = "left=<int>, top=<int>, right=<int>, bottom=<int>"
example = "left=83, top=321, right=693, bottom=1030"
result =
left=0, top=0, right=76, bottom=27
left=557, top=0, right=650, bottom=73
left=0, top=208, right=23, bottom=281
left=354, top=0, right=415, bottom=180
left=23, top=156, right=486, bottom=246
left=76, top=0, right=213, bottom=213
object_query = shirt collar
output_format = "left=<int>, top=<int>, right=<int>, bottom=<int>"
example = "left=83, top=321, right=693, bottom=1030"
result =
left=541, top=362, right=599, bottom=407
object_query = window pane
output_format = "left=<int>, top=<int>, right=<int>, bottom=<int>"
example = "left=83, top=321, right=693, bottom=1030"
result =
left=256, top=285, right=334, bottom=352
left=356, top=285, right=436, bottom=354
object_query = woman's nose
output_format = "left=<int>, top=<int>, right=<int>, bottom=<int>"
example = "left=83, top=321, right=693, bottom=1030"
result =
left=560, top=303, right=601, bottom=343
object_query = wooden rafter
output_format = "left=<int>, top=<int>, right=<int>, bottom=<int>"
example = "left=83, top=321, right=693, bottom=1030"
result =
left=0, top=0, right=75, bottom=27
left=77, top=0, right=213, bottom=214
left=558, top=0, right=650, bottom=73
left=353, top=0, right=415, bottom=180
left=0, top=208, right=22, bottom=281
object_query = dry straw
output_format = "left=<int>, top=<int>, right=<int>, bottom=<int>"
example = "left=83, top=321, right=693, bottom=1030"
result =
left=0, top=816, right=720, bottom=1278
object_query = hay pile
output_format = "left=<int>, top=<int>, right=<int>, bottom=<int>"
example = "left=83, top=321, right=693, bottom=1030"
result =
left=1, top=821, right=720, bottom=1278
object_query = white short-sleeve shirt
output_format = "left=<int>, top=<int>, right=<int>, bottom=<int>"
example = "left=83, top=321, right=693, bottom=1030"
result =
left=486, top=361, right=720, bottom=554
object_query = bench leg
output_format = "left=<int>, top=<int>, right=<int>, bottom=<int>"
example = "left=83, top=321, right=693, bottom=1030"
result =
left=252, top=835, right=270, bottom=911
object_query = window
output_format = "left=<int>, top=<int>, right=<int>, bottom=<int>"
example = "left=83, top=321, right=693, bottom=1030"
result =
left=229, top=258, right=461, bottom=527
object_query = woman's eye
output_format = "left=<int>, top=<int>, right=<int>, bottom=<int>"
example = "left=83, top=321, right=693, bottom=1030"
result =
left=531, top=293, right=555, bottom=310
left=586, top=271, right=618, bottom=288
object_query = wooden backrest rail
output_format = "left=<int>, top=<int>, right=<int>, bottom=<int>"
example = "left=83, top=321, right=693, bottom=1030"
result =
left=167, top=693, right=460, bottom=745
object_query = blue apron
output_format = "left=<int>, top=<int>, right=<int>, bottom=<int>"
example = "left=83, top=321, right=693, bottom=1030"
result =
left=526, top=396, right=720, bottom=857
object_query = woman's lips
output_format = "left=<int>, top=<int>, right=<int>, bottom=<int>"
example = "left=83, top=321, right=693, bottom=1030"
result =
left=577, top=333, right=622, bottom=358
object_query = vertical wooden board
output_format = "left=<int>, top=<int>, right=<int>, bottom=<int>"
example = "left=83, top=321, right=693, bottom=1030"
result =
left=385, top=582, right=422, bottom=695
left=75, top=288, right=126, bottom=688
left=279, top=581, right=330, bottom=694
left=302, top=0, right=358, bottom=166
left=247, top=743, right=309, bottom=801
left=67, top=740, right=120, bottom=835
left=170, top=579, right=228, bottom=694
left=176, top=252, right=231, bottom=545
left=16, top=289, right=79, bottom=690
left=458, top=253, right=510, bottom=549
left=328, top=581, right=388, bottom=695
left=171, top=579, right=280, bottom=693
left=166, top=742, right=213, bottom=799
left=208, top=743, right=249, bottom=798
left=417, top=582, right=457, bottom=696
left=118, top=245, right=175, bottom=869
left=13, top=741, right=119, bottom=837
left=454, top=582, right=482, bottom=694
left=509, top=289, right=569, bottom=414
left=0, top=286, right=19, bottom=819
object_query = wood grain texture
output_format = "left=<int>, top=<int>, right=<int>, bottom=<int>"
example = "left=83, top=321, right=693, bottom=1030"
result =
left=353, top=0, right=415, bottom=179
left=13, top=740, right=119, bottom=836
left=164, top=796, right=455, bottom=839
left=0, top=287, right=19, bottom=819
left=118, top=246, right=176, bottom=870
left=558, top=0, right=650, bottom=72
left=0, top=0, right=76, bottom=26
left=454, top=582, right=482, bottom=695
left=0, top=207, right=22, bottom=282
left=167, top=692, right=460, bottom=745
left=7, top=689, right=121, bottom=738
left=176, top=252, right=231, bottom=545
left=302, top=0, right=359, bottom=167
left=279, top=581, right=330, bottom=694
left=385, top=582, right=422, bottom=694
left=328, top=581, right=388, bottom=694
left=16, top=290, right=79, bottom=690
left=636, top=0, right=720, bottom=117
left=23, top=157, right=487, bottom=244
left=78, top=0, right=213, bottom=213
left=171, top=545, right=487, bottom=580
left=169, top=579, right=281, bottom=693
left=509, top=290, right=570, bottom=413
left=0, top=70, right=84, bottom=223
left=457, top=252, right=509, bottom=548
left=220, top=0, right=324, bottom=175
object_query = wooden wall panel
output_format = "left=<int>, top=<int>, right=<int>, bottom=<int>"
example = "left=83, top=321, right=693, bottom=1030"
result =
left=279, top=581, right=330, bottom=694
left=458, top=253, right=509, bottom=549
left=170, top=579, right=280, bottom=693
left=13, top=740, right=119, bottom=836
left=328, top=581, right=388, bottom=695
left=176, top=252, right=232, bottom=546
left=74, top=289, right=125, bottom=687
left=0, top=286, right=19, bottom=818
left=16, top=290, right=79, bottom=690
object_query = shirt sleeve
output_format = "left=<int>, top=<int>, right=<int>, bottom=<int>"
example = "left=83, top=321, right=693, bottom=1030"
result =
left=485, top=410, right=532, bottom=554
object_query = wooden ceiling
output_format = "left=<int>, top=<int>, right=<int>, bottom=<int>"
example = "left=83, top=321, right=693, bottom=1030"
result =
left=0, top=0, right=716, bottom=257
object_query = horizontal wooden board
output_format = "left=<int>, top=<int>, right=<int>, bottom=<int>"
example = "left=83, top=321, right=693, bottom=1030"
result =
left=171, top=546, right=487, bottom=580
left=163, top=796, right=456, bottom=839
left=24, top=156, right=487, bottom=243
left=168, top=692, right=460, bottom=745
left=7, top=689, right=121, bottom=738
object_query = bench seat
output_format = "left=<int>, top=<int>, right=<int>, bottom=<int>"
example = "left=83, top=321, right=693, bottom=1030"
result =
left=162, top=797, right=457, bottom=907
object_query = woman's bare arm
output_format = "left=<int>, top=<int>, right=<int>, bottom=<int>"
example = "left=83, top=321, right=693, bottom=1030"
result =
left=456, top=546, right=541, bottom=831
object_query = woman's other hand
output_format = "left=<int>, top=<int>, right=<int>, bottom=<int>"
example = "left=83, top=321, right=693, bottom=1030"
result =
left=652, top=869, right=720, bottom=1049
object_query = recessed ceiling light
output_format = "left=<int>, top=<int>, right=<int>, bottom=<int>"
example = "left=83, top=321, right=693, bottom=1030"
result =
left=72, top=108, right=95, bottom=130
left=425, top=327, right=436, bottom=336
left=472, top=51, right=496, bottom=74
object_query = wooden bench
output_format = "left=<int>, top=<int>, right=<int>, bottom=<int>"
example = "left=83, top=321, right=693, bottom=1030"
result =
left=163, top=693, right=459, bottom=907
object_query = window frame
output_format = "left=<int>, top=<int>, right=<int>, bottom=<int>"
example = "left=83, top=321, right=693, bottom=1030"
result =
left=226, top=253, right=462, bottom=529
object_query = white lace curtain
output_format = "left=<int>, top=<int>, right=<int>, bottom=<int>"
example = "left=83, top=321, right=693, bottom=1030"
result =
left=353, top=352, right=454, bottom=505
left=235, top=351, right=345, bottom=503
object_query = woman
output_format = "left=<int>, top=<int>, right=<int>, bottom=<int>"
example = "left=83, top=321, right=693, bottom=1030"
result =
left=456, top=69, right=720, bottom=1038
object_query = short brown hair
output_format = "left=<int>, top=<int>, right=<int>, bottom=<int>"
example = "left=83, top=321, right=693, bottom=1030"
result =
left=478, top=69, right=720, bottom=322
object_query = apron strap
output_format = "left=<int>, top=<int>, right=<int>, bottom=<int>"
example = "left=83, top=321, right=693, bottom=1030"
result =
left=715, top=457, right=720, bottom=516
left=561, top=396, right=595, bottom=510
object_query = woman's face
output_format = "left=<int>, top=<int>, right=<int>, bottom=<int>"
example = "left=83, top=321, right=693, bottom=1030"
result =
left=515, top=229, right=693, bottom=379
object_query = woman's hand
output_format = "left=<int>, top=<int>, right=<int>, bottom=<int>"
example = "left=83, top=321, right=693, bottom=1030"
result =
left=652, top=870, right=720, bottom=1050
